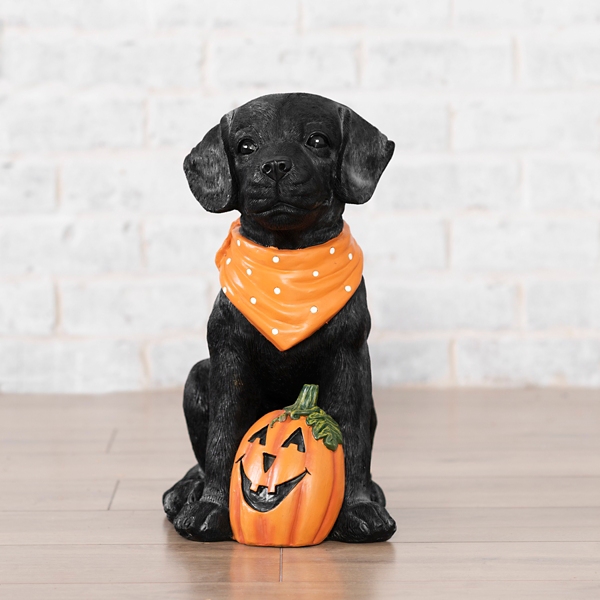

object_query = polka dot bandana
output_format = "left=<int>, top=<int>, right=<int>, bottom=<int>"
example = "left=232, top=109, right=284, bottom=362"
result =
left=215, top=219, right=364, bottom=351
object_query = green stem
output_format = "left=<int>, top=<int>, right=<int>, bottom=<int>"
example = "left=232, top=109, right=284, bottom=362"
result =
left=289, top=384, right=320, bottom=412
left=270, top=384, right=343, bottom=452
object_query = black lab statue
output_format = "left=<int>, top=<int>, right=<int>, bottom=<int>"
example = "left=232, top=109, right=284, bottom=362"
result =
left=163, top=92, right=397, bottom=543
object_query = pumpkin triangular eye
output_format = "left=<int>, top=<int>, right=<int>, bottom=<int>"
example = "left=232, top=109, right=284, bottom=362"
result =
left=248, top=425, right=268, bottom=446
left=281, top=427, right=305, bottom=452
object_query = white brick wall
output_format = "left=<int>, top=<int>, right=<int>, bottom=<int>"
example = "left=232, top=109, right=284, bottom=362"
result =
left=1, top=0, right=600, bottom=392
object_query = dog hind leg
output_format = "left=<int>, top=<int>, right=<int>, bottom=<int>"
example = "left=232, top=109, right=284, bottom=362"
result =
left=162, top=359, right=210, bottom=521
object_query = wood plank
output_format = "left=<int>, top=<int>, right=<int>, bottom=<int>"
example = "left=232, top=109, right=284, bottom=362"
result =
left=0, top=391, right=186, bottom=440
left=0, top=543, right=280, bottom=584
left=2, top=446, right=599, bottom=481
left=110, top=431, right=600, bottom=454
left=0, top=452, right=195, bottom=481
left=371, top=448, right=600, bottom=477
left=0, top=511, right=180, bottom=546
left=0, top=479, right=117, bottom=511
left=1, top=507, right=598, bottom=546
left=1, top=581, right=599, bottom=600
left=282, top=541, right=600, bottom=582
left=392, top=507, right=600, bottom=542
left=110, top=479, right=170, bottom=511
left=0, top=439, right=108, bottom=454
left=380, top=475, right=600, bottom=508
left=111, top=476, right=600, bottom=511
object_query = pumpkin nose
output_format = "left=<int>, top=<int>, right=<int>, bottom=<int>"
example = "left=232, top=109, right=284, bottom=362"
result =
left=263, top=452, right=276, bottom=473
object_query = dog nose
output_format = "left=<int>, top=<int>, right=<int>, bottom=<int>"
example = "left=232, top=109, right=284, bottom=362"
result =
left=261, top=157, right=292, bottom=181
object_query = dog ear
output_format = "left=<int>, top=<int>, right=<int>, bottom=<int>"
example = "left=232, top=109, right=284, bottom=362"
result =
left=183, top=112, right=238, bottom=213
left=336, top=105, right=395, bottom=205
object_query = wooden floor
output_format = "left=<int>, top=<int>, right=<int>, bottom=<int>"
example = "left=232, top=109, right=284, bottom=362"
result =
left=1, top=388, right=599, bottom=599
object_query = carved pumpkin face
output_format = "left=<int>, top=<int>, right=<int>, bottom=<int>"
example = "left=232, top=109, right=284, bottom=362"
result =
left=229, top=385, right=345, bottom=547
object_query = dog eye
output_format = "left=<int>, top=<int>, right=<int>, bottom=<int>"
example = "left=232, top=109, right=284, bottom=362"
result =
left=306, top=133, right=329, bottom=149
left=238, top=138, right=258, bottom=155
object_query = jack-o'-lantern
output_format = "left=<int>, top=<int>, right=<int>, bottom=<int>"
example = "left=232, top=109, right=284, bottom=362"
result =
left=229, top=384, right=345, bottom=547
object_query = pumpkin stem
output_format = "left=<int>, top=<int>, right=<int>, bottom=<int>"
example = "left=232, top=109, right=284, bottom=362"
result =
left=291, top=384, right=320, bottom=412
left=270, top=384, right=343, bottom=452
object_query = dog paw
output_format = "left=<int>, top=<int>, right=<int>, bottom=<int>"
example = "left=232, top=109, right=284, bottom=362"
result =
left=328, top=500, right=396, bottom=543
left=173, top=499, right=232, bottom=542
left=162, top=465, right=205, bottom=522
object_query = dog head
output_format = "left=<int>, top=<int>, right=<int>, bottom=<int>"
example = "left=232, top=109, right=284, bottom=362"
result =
left=184, top=93, right=394, bottom=234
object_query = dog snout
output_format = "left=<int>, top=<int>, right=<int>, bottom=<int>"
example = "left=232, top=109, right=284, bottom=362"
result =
left=261, top=157, right=292, bottom=182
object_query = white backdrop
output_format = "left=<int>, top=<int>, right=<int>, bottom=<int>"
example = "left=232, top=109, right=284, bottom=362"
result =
left=1, top=0, right=600, bottom=392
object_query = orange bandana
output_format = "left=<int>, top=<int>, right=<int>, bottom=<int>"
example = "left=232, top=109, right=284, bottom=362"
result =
left=215, top=219, right=364, bottom=351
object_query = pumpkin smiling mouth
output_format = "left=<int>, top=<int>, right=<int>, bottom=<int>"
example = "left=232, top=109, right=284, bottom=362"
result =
left=240, top=461, right=309, bottom=513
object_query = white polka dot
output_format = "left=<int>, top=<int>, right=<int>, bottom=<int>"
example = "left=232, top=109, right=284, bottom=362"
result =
left=226, top=258, right=231, bottom=265
left=236, top=240, right=241, bottom=247
left=250, top=297, right=257, bottom=304
left=313, top=270, right=319, bottom=277
left=348, top=253, right=353, bottom=260
left=272, top=328, right=279, bottom=335
left=345, top=285, right=352, bottom=292
left=310, top=306, right=318, bottom=314
left=272, top=256, right=279, bottom=263
left=222, top=286, right=227, bottom=293
left=274, top=287, right=281, bottom=295
left=246, top=268, right=252, bottom=276
left=330, top=247, right=335, bottom=254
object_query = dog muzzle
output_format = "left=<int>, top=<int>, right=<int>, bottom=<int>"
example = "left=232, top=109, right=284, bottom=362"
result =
left=215, top=219, right=364, bottom=351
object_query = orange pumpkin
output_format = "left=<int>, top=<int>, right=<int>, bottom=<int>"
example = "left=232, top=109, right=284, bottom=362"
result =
left=229, top=384, right=345, bottom=547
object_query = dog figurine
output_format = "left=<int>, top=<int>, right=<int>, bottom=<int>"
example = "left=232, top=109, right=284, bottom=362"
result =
left=163, top=92, right=396, bottom=543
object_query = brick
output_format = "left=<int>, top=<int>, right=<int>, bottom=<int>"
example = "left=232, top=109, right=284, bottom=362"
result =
left=530, top=158, right=600, bottom=210
left=340, top=95, right=449, bottom=152
left=0, top=217, right=142, bottom=275
left=365, top=37, right=512, bottom=89
left=454, top=97, right=600, bottom=152
left=61, top=279, right=209, bottom=335
left=0, top=0, right=149, bottom=28
left=0, top=339, right=145, bottom=393
left=148, top=95, right=235, bottom=148
left=144, top=214, right=233, bottom=273
left=0, top=279, right=55, bottom=334
left=370, top=281, right=518, bottom=332
left=379, top=159, right=520, bottom=211
left=0, top=160, right=56, bottom=213
left=304, top=0, right=450, bottom=29
left=456, top=338, right=600, bottom=386
left=523, top=33, right=600, bottom=88
left=347, top=214, right=447, bottom=276
left=3, top=31, right=202, bottom=90
left=147, top=337, right=208, bottom=388
left=151, top=0, right=297, bottom=30
left=526, top=281, right=600, bottom=329
left=370, top=338, right=450, bottom=385
left=61, top=155, right=194, bottom=213
left=5, top=93, right=144, bottom=153
left=456, top=0, right=600, bottom=28
left=452, top=217, right=599, bottom=271
left=212, top=38, right=359, bottom=90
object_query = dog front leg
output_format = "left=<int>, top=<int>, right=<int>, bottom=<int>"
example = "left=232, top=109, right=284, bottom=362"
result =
left=322, top=344, right=397, bottom=543
left=172, top=351, right=254, bottom=542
